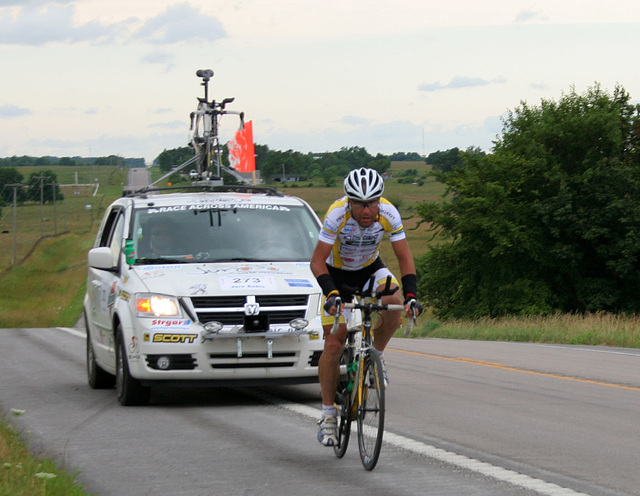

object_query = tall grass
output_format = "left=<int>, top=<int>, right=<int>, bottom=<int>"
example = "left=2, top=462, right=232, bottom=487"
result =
left=1, top=416, right=92, bottom=495
left=0, top=234, right=94, bottom=327
left=403, top=312, right=640, bottom=348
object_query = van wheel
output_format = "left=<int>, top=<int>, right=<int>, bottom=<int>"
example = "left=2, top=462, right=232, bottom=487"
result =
left=115, top=325, right=150, bottom=406
left=86, top=314, right=116, bottom=389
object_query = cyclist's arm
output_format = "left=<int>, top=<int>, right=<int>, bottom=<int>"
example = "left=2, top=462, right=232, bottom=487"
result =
left=310, top=240, right=334, bottom=279
left=391, top=238, right=416, bottom=279
left=311, top=240, right=341, bottom=316
left=391, top=238, right=421, bottom=317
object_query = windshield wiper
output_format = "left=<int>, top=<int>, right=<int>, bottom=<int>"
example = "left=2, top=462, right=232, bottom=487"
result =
left=135, top=258, right=183, bottom=265
left=212, top=257, right=265, bottom=262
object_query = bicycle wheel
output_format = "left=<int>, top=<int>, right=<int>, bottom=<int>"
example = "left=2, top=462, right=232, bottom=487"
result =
left=333, top=350, right=353, bottom=458
left=357, top=348, right=385, bottom=471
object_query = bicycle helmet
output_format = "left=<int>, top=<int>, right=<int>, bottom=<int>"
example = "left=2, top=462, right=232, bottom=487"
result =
left=344, top=168, right=385, bottom=201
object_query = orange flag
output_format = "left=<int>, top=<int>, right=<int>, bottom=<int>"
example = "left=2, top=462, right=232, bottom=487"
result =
left=228, top=120, right=256, bottom=173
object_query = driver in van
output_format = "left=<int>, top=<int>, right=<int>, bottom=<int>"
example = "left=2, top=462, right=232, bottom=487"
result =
left=146, top=216, right=180, bottom=257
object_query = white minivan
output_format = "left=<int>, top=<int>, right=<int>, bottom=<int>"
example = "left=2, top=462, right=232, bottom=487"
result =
left=84, top=185, right=324, bottom=405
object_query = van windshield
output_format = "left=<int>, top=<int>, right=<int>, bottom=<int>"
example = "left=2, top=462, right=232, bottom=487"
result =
left=130, top=203, right=320, bottom=264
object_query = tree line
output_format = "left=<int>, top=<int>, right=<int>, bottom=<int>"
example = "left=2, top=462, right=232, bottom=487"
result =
left=0, top=155, right=145, bottom=168
left=156, top=146, right=424, bottom=186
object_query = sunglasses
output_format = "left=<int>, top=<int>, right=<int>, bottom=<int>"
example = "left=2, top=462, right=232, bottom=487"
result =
left=350, top=199, right=379, bottom=210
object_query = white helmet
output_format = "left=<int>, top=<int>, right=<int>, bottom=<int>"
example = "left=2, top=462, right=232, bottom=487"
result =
left=344, top=168, right=384, bottom=201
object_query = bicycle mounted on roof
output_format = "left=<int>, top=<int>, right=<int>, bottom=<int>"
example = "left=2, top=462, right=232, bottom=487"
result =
left=148, top=70, right=250, bottom=191
left=189, top=69, right=246, bottom=183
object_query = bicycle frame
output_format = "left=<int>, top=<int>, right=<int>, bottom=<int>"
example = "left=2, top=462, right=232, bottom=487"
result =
left=344, top=298, right=387, bottom=415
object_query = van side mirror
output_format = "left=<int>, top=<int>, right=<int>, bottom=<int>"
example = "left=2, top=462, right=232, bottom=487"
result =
left=88, top=247, right=118, bottom=271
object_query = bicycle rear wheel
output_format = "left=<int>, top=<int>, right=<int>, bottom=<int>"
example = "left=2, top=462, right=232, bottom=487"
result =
left=357, top=348, right=385, bottom=471
left=334, top=350, right=353, bottom=458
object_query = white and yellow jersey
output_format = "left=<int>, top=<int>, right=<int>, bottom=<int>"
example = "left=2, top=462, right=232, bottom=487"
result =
left=318, top=196, right=406, bottom=271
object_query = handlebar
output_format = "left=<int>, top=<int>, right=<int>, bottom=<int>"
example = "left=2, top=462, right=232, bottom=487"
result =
left=404, top=299, right=418, bottom=336
left=329, top=299, right=412, bottom=335
left=328, top=276, right=420, bottom=335
left=329, top=297, right=342, bottom=334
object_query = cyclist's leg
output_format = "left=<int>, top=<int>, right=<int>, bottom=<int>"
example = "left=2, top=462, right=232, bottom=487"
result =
left=317, top=298, right=350, bottom=446
left=318, top=322, right=347, bottom=407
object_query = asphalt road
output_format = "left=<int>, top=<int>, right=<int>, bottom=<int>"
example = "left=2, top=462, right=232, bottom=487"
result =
left=2, top=327, right=639, bottom=496
left=127, top=167, right=151, bottom=190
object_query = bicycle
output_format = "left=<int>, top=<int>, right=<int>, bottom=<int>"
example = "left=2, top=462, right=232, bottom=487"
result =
left=330, top=276, right=418, bottom=470
left=148, top=69, right=248, bottom=189
left=189, top=69, right=244, bottom=181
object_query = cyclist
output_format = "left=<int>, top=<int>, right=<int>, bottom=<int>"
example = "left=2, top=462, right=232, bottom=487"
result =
left=310, top=167, right=422, bottom=446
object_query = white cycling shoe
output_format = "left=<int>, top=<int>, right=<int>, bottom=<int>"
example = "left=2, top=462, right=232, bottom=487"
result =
left=317, top=416, right=338, bottom=446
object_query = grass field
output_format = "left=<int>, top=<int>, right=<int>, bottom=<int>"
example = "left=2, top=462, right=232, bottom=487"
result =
left=0, top=166, right=128, bottom=268
left=0, top=166, right=127, bottom=326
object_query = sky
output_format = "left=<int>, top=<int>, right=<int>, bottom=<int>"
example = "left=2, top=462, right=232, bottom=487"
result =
left=2, top=1, right=640, bottom=165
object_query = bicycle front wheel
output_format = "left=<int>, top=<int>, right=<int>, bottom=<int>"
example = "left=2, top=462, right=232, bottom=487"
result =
left=357, top=348, right=385, bottom=471
left=334, top=351, right=353, bottom=458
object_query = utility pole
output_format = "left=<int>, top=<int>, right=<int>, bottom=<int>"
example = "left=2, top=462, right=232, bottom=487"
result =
left=45, top=181, right=58, bottom=234
left=33, top=175, right=46, bottom=237
left=3, top=183, right=24, bottom=265
left=32, top=175, right=58, bottom=236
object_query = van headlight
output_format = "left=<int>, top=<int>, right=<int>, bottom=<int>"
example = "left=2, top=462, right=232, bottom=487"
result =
left=135, top=294, right=180, bottom=317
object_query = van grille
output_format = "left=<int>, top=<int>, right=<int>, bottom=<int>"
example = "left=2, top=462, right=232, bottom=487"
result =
left=191, top=295, right=308, bottom=325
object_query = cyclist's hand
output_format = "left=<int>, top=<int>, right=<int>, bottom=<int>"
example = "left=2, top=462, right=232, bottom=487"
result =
left=404, top=297, right=423, bottom=318
left=324, top=295, right=341, bottom=316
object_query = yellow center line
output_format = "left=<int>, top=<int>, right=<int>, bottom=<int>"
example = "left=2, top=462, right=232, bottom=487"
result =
left=388, top=347, right=640, bottom=391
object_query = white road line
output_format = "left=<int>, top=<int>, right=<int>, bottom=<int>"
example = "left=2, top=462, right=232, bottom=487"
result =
left=56, top=327, right=86, bottom=339
left=255, top=391, right=592, bottom=496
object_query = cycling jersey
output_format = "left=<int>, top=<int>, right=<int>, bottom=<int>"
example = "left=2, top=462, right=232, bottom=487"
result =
left=318, top=196, right=406, bottom=271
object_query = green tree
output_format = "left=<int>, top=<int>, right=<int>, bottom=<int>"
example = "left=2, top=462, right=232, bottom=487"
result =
left=93, top=155, right=122, bottom=166
left=416, top=84, right=640, bottom=318
left=389, top=151, right=423, bottom=161
left=427, top=147, right=485, bottom=175
left=157, top=147, right=193, bottom=173
left=34, top=156, right=51, bottom=166
left=59, top=157, right=76, bottom=166
left=0, top=168, right=27, bottom=206
left=426, top=148, right=461, bottom=174
left=26, top=170, right=64, bottom=203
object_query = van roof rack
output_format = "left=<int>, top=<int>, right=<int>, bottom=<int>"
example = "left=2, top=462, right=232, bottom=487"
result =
left=126, top=184, right=283, bottom=198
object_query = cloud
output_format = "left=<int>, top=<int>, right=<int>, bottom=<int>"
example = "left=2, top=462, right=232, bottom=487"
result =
left=148, top=120, right=185, bottom=129
left=339, top=115, right=369, bottom=126
left=133, top=3, right=227, bottom=44
left=418, top=76, right=506, bottom=93
left=0, top=2, right=225, bottom=46
left=0, top=104, right=31, bottom=119
left=530, top=82, right=550, bottom=91
left=0, top=4, right=127, bottom=45
left=140, top=50, right=176, bottom=71
left=0, top=0, right=74, bottom=5
left=514, top=9, right=549, bottom=23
